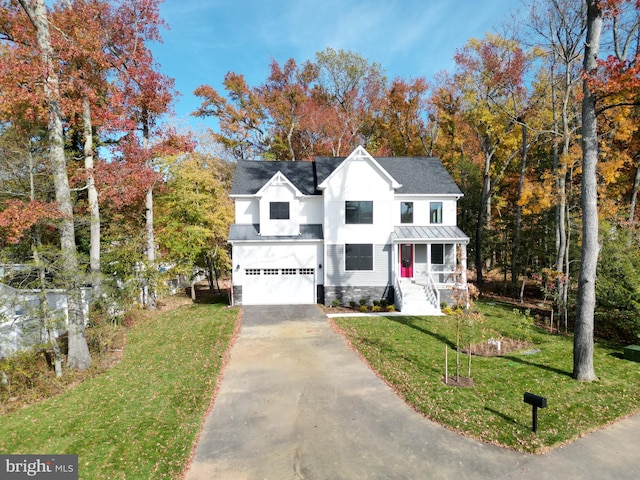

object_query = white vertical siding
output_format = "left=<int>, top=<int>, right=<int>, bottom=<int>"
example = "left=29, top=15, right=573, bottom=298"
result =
left=235, top=198, right=258, bottom=224
left=323, top=157, right=395, bottom=245
left=259, top=183, right=300, bottom=236
left=394, top=196, right=459, bottom=226
left=442, top=199, right=457, bottom=226
left=299, top=196, right=323, bottom=224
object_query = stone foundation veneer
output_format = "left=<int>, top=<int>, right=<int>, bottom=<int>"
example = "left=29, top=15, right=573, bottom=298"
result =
left=323, top=286, right=394, bottom=307
left=437, top=286, right=472, bottom=308
left=232, top=285, right=242, bottom=305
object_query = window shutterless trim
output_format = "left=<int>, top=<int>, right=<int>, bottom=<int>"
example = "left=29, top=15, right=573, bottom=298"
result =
left=345, top=201, right=373, bottom=224
left=345, top=243, right=373, bottom=271
left=269, top=201, right=290, bottom=220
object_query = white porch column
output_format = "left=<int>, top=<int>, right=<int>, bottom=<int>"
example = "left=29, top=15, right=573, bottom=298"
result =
left=460, top=242, right=468, bottom=285
left=392, top=242, right=397, bottom=283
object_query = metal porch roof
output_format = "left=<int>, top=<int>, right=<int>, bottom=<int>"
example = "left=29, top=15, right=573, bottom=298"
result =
left=391, top=225, right=470, bottom=243
left=229, top=224, right=324, bottom=242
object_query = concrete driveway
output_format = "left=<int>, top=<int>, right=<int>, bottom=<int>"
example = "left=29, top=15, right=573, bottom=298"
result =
left=184, top=305, right=640, bottom=480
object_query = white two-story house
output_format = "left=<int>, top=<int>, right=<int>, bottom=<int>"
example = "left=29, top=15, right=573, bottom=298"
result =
left=228, top=146, right=469, bottom=314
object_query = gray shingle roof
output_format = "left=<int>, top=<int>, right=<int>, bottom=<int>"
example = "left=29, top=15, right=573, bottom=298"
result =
left=377, top=157, right=462, bottom=195
left=230, top=161, right=318, bottom=196
left=230, top=156, right=462, bottom=196
left=229, top=224, right=324, bottom=242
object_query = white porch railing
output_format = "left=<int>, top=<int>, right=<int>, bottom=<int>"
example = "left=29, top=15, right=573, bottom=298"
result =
left=427, top=265, right=460, bottom=285
left=425, top=273, right=440, bottom=309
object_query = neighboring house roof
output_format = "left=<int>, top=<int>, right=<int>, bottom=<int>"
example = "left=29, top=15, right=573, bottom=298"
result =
left=231, top=152, right=463, bottom=196
left=229, top=224, right=324, bottom=242
left=391, top=225, right=470, bottom=243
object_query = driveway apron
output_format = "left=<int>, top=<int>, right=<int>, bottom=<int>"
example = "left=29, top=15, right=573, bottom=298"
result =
left=184, top=305, right=640, bottom=480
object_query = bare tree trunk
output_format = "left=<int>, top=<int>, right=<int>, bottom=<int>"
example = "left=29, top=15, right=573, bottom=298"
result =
left=207, top=257, right=215, bottom=294
left=512, top=122, right=528, bottom=292
left=455, top=323, right=460, bottom=381
left=145, top=186, right=157, bottom=309
left=207, top=244, right=220, bottom=293
left=34, top=247, right=63, bottom=377
left=556, top=63, right=575, bottom=329
left=533, top=0, right=585, bottom=332
left=629, top=157, right=640, bottom=223
left=475, top=150, right=492, bottom=285
left=190, top=276, right=196, bottom=301
left=83, top=98, right=101, bottom=296
left=142, top=116, right=157, bottom=310
left=19, top=0, right=91, bottom=370
left=29, top=150, right=62, bottom=377
left=573, top=0, right=602, bottom=382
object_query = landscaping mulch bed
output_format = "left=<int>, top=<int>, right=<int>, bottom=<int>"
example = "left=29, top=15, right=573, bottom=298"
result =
left=442, top=376, right=476, bottom=387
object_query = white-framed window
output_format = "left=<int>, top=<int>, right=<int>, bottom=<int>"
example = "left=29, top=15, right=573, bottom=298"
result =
left=269, top=201, right=290, bottom=220
left=430, top=202, right=443, bottom=224
left=431, top=244, right=444, bottom=264
left=401, top=201, right=413, bottom=224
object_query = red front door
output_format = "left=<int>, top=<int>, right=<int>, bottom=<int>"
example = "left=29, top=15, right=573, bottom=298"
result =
left=400, top=244, right=413, bottom=278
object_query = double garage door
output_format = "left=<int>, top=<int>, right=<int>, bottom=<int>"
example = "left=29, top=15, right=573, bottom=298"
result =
left=242, top=267, right=315, bottom=305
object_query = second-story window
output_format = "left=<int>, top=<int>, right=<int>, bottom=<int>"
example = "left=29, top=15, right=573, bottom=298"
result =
left=401, top=202, right=413, bottom=224
left=270, top=201, right=290, bottom=220
left=345, top=201, right=373, bottom=224
left=430, top=202, right=442, bottom=224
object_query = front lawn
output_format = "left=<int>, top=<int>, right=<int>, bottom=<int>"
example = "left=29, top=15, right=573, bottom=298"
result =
left=332, top=299, right=640, bottom=453
left=0, top=302, right=238, bottom=479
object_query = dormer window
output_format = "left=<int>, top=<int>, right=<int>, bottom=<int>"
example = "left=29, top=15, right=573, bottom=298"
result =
left=270, top=202, right=290, bottom=220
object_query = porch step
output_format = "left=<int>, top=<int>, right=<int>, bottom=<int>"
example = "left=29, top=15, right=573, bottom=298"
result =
left=398, top=280, right=441, bottom=316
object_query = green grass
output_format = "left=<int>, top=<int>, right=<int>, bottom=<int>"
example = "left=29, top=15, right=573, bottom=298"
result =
left=333, top=299, right=640, bottom=453
left=0, top=302, right=238, bottom=479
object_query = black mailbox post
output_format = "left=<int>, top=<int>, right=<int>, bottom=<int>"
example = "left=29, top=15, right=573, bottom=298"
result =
left=523, top=392, right=547, bottom=433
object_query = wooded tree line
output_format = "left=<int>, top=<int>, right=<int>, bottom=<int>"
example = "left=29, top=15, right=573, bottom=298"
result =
left=0, top=0, right=638, bottom=381
left=0, top=0, right=231, bottom=373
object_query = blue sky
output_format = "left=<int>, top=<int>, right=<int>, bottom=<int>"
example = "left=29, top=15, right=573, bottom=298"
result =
left=151, top=0, right=520, bottom=133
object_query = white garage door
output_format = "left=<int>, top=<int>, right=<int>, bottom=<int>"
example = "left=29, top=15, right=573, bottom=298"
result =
left=242, top=268, right=315, bottom=305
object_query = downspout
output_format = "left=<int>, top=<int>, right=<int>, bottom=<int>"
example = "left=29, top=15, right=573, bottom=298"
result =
left=323, top=241, right=328, bottom=305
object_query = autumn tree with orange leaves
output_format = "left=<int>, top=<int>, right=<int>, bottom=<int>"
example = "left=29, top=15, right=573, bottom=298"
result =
left=0, top=0, right=191, bottom=369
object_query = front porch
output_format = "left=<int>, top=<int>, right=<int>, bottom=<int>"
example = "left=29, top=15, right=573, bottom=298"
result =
left=391, top=226, right=470, bottom=314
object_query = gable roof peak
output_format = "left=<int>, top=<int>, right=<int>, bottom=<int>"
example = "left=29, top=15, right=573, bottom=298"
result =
left=317, top=146, right=402, bottom=190
left=255, top=170, right=304, bottom=197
